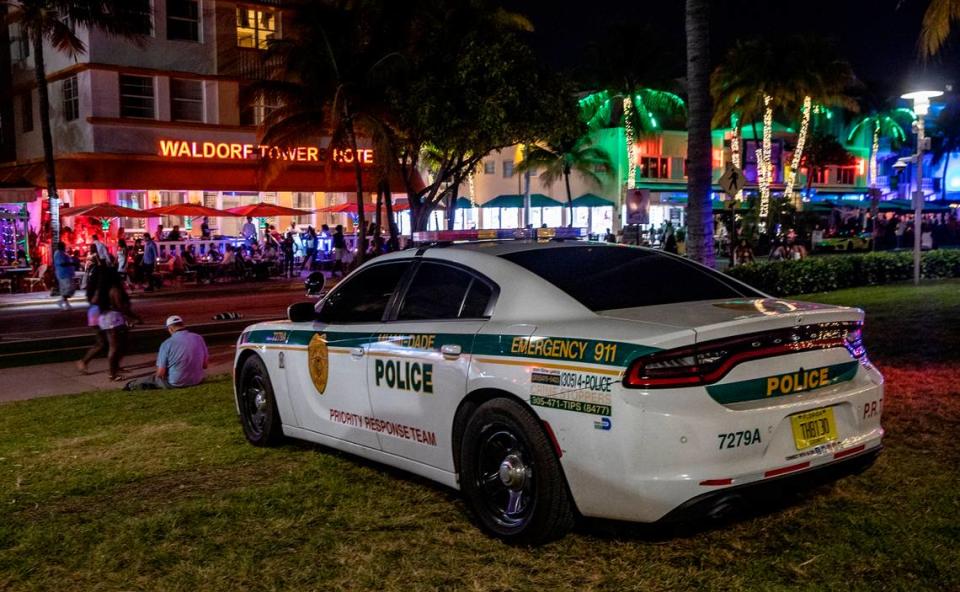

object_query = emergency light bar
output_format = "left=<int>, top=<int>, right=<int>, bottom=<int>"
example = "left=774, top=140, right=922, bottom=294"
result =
left=412, top=227, right=587, bottom=243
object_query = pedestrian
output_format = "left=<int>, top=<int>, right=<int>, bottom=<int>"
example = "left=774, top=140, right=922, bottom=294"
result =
left=96, top=268, right=141, bottom=381
left=156, top=223, right=165, bottom=242
left=331, top=224, right=347, bottom=277
left=76, top=275, right=106, bottom=375
left=53, top=241, right=76, bottom=309
left=125, top=315, right=208, bottom=390
left=91, top=233, right=111, bottom=265
left=142, top=232, right=158, bottom=292
left=734, top=239, right=755, bottom=266
left=281, top=232, right=295, bottom=277
left=302, top=225, right=317, bottom=270
left=241, top=216, right=258, bottom=246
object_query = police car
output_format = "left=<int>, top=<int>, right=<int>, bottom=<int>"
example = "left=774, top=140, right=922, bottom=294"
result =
left=233, top=228, right=884, bottom=544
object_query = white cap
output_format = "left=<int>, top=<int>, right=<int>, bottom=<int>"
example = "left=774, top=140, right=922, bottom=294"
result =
left=165, top=315, right=184, bottom=327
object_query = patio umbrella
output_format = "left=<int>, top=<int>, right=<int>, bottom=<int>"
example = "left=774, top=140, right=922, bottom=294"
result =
left=142, top=203, right=239, bottom=218
left=60, top=203, right=149, bottom=218
left=226, top=202, right=313, bottom=217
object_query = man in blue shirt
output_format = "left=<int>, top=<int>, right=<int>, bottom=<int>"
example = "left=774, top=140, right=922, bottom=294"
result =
left=53, top=241, right=75, bottom=309
left=125, top=315, right=208, bottom=390
left=142, top=232, right=158, bottom=291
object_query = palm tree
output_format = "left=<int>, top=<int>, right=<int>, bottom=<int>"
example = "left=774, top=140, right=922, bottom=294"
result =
left=919, top=0, right=960, bottom=57
left=578, top=88, right=685, bottom=189
left=685, top=0, right=714, bottom=266
left=255, top=2, right=401, bottom=265
left=4, top=0, right=145, bottom=250
left=847, top=107, right=912, bottom=188
left=712, top=36, right=857, bottom=221
left=515, top=136, right=613, bottom=223
left=801, top=131, right=854, bottom=198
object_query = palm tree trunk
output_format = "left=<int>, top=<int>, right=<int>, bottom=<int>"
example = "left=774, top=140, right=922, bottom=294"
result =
left=345, top=117, right=366, bottom=265
left=564, top=165, right=573, bottom=226
left=32, top=32, right=59, bottom=255
left=684, top=0, right=715, bottom=266
left=382, top=178, right=398, bottom=250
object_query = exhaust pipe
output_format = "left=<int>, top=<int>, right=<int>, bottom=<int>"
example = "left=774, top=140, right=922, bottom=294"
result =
left=707, top=494, right=743, bottom=521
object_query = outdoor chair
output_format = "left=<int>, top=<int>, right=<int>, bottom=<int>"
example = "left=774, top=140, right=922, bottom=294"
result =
left=23, top=265, right=47, bottom=292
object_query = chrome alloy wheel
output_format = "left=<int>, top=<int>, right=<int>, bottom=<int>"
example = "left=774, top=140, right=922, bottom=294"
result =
left=475, top=427, right=535, bottom=528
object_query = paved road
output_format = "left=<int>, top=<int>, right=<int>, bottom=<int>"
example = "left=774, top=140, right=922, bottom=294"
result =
left=1, top=287, right=308, bottom=340
left=0, top=285, right=312, bottom=368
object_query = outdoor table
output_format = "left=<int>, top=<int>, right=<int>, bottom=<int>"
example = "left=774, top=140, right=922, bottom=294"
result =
left=0, top=267, right=32, bottom=293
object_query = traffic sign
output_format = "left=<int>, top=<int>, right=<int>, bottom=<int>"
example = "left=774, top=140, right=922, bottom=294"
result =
left=719, top=163, right=746, bottom=197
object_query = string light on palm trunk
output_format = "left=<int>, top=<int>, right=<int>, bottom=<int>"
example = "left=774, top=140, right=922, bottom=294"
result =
left=624, top=96, right=637, bottom=190
left=758, top=94, right=773, bottom=226
left=784, top=96, right=811, bottom=202
left=870, top=123, right=880, bottom=188
left=731, top=125, right=743, bottom=200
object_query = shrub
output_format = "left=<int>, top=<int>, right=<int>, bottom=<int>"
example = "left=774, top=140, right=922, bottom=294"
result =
left=725, top=250, right=960, bottom=295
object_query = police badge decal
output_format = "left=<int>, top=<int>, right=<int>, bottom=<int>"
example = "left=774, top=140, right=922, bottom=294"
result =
left=308, top=333, right=329, bottom=394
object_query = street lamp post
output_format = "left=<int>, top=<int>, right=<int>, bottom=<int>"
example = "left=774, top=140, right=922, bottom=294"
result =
left=901, top=90, right=943, bottom=286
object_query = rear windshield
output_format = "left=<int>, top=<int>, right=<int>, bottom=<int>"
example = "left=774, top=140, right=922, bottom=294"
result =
left=500, top=245, right=762, bottom=311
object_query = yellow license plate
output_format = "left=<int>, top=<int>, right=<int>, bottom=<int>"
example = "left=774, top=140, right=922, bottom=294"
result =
left=790, top=407, right=838, bottom=450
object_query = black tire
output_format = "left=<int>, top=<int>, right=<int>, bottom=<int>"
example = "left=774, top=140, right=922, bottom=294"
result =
left=236, top=355, right=284, bottom=446
left=459, top=398, right=575, bottom=544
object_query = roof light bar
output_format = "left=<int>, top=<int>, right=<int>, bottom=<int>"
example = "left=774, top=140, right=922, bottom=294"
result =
left=412, top=227, right=586, bottom=244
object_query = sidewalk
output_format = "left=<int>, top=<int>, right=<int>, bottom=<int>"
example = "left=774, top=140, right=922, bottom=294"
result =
left=0, top=276, right=304, bottom=310
left=0, top=344, right=236, bottom=403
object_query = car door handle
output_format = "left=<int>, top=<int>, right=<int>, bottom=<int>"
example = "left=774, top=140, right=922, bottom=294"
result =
left=350, top=347, right=365, bottom=358
left=440, top=344, right=462, bottom=359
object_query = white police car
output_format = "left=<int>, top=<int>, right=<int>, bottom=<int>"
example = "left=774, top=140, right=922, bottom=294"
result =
left=233, top=230, right=883, bottom=543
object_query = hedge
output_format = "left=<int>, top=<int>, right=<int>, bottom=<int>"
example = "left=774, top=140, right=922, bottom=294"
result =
left=724, top=250, right=960, bottom=296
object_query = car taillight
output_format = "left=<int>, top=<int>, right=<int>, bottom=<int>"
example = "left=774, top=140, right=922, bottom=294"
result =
left=623, top=321, right=863, bottom=389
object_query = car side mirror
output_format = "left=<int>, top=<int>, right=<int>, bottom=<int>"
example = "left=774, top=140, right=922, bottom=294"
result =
left=287, top=301, right=318, bottom=323
left=305, top=271, right=327, bottom=297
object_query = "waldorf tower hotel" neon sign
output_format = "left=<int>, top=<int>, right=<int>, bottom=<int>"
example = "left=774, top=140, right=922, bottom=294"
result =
left=158, top=139, right=374, bottom=165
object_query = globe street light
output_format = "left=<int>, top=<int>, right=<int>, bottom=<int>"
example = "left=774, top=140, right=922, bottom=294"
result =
left=900, top=89, right=943, bottom=285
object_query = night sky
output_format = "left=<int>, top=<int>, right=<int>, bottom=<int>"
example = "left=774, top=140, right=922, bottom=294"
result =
left=512, top=0, right=960, bottom=94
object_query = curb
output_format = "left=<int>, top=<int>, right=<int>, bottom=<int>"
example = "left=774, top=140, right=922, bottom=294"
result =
left=0, top=317, right=274, bottom=369
left=0, top=281, right=303, bottom=310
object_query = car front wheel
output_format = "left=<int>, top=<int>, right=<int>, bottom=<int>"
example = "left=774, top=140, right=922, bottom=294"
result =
left=459, top=398, right=575, bottom=544
left=237, top=355, right=284, bottom=446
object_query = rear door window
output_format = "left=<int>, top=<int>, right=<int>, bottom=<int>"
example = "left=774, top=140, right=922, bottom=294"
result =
left=397, top=262, right=494, bottom=320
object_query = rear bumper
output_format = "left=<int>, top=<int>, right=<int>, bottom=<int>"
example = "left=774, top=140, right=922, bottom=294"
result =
left=658, top=445, right=882, bottom=523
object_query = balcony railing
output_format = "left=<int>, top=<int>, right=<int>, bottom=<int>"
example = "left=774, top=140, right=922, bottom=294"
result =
left=222, top=48, right=283, bottom=80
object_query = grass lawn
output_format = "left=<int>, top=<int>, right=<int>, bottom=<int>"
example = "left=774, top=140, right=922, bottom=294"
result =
left=1, top=281, right=959, bottom=591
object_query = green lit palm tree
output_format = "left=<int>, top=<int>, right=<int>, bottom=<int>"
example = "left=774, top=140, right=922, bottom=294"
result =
left=847, top=107, right=913, bottom=188
left=515, top=136, right=613, bottom=223
left=919, top=0, right=960, bottom=57
left=3, top=0, right=145, bottom=251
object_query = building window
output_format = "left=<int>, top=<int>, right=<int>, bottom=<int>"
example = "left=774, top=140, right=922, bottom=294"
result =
left=639, top=156, right=668, bottom=179
left=20, top=92, right=32, bottom=132
left=837, top=167, right=855, bottom=185
left=484, top=161, right=495, bottom=175
left=170, top=78, right=204, bottom=122
left=239, top=95, right=279, bottom=126
left=13, top=27, right=30, bottom=62
left=119, top=75, right=155, bottom=119
left=128, top=0, right=154, bottom=35
left=167, top=0, right=200, bottom=41
left=502, top=160, right=514, bottom=178
left=62, top=76, right=79, bottom=121
left=117, top=191, right=147, bottom=230
left=294, top=192, right=314, bottom=224
left=236, top=7, right=279, bottom=49
left=810, top=167, right=829, bottom=184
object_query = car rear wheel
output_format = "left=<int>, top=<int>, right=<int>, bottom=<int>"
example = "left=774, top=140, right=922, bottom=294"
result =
left=459, top=398, right=575, bottom=544
left=237, top=355, right=284, bottom=446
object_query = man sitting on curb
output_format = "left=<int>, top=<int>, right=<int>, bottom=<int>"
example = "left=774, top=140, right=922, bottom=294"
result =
left=125, top=316, right=208, bottom=390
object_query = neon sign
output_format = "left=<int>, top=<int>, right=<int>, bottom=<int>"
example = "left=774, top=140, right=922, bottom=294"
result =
left=158, top=140, right=374, bottom=165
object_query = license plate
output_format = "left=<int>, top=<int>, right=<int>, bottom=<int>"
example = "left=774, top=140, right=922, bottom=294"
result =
left=790, top=407, right=838, bottom=450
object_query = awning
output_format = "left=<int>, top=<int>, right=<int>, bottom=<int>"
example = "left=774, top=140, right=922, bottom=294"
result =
left=0, top=187, right=38, bottom=204
left=0, top=154, right=422, bottom=194
left=571, top=193, right=614, bottom=207
left=480, top=194, right=562, bottom=208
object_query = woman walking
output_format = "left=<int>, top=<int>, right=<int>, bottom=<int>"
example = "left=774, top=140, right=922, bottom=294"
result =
left=96, top=268, right=141, bottom=381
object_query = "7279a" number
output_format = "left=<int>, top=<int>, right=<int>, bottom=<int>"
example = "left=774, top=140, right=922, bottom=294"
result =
left=718, top=429, right=762, bottom=450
